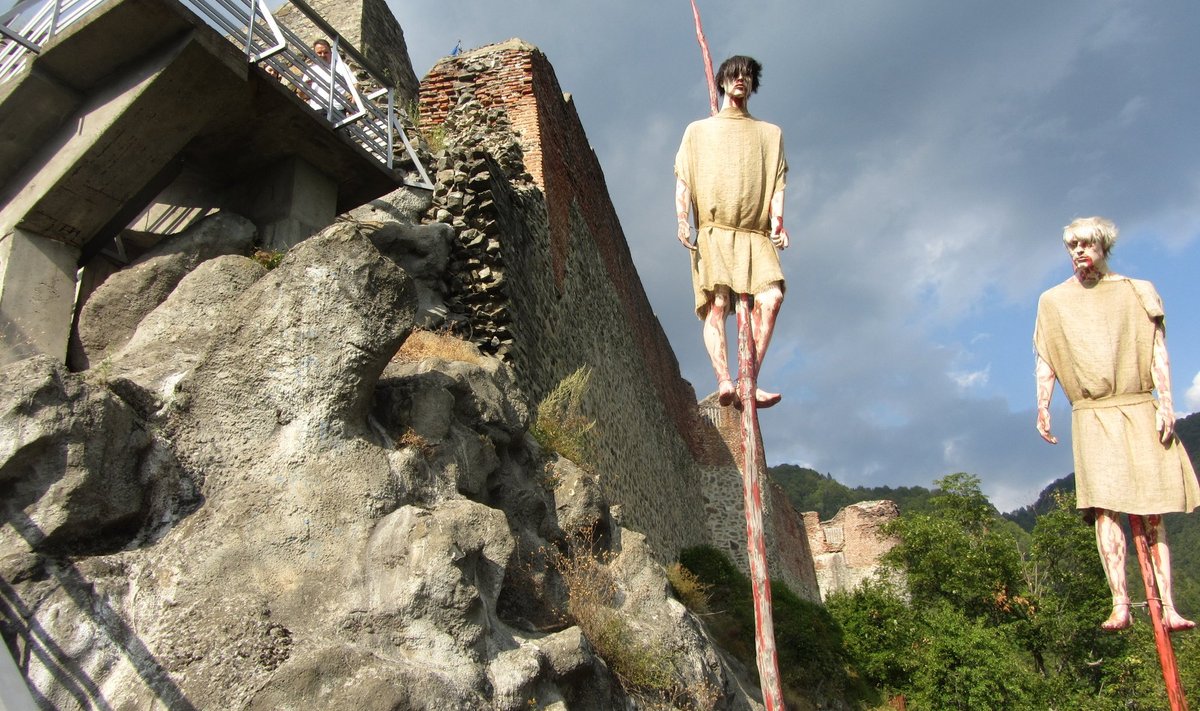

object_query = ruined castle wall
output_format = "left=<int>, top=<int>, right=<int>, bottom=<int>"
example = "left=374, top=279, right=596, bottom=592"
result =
left=805, top=500, right=902, bottom=600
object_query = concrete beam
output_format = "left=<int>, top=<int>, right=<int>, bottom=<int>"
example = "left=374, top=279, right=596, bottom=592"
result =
left=0, top=31, right=245, bottom=248
left=0, top=229, right=79, bottom=367
left=226, top=156, right=337, bottom=250
left=0, top=66, right=81, bottom=192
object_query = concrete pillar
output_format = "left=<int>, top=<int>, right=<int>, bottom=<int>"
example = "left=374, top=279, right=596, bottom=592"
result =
left=227, top=157, right=336, bottom=251
left=0, top=230, right=79, bottom=367
left=0, top=637, right=38, bottom=711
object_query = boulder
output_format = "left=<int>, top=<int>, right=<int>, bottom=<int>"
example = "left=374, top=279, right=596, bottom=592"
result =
left=75, top=213, right=257, bottom=368
left=0, top=356, right=155, bottom=552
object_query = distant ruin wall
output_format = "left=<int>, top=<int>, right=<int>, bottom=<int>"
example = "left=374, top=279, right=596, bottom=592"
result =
left=804, top=500, right=902, bottom=600
left=417, top=40, right=819, bottom=596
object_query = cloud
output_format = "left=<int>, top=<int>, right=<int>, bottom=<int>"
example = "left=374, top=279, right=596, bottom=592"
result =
left=1186, top=371, right=1200, bottom=413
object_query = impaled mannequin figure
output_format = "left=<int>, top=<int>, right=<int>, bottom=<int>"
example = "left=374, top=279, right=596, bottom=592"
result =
left=674, top=55, right=789, bottom=408
left=1034, top=216, right=1200, bottom=631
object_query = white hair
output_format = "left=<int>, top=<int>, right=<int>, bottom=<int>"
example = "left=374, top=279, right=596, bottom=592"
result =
left=1063, top=216, right=1118, bottom=255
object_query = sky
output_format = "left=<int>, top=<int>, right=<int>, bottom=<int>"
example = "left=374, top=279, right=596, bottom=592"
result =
left=394, top=1, right=1200, bottom=512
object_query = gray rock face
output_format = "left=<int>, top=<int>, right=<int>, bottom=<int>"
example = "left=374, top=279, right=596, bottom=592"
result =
left=0, top=356, right=153, bottom=552
left=368, top=221, right=454, bottom=328
left=344, top=185, right=433, bottom=226
left=0, top=220, right=760, bottom=710
left=75, top=212, right=257, bottom=368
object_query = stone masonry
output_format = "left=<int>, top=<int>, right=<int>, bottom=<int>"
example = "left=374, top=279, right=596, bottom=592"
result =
left=275, top=0, right=420, bottom=105
left=804, top=500, right=903, bottom=600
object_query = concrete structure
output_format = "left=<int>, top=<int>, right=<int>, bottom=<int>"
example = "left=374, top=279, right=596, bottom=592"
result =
left=0, top=0, right=405, bottom=367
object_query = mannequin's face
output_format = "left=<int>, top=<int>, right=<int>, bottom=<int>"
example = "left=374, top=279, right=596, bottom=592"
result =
left=722, top=72, right=751, bottom=100
left=1065, top=235, right=1107, bottom=274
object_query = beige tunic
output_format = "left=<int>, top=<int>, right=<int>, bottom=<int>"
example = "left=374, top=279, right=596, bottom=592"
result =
left=675, top=106, right=787, bottom=318
left=1034, top=277, right=1199, bottom=514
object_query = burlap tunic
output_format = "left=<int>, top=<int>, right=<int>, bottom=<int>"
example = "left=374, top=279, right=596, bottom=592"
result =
left=675, top=106, right=787, bottom=318
left=1034, top=277, right=1199, bottom=514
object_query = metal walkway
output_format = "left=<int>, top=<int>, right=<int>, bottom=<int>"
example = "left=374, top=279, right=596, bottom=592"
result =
left=0, top=0, right=431, bottom=188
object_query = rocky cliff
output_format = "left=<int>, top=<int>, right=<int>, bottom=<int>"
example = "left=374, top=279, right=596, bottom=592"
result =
left=1, top=210, right=761, bottom=709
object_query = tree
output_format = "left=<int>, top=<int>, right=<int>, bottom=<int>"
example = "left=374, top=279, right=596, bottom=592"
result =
left=1025, top=492, right=1122, bottom=686
left=826, top=579, right=920, bottom=692
left=884, top=473, right=1025, bottom=621
left=908, top=604, right=1042, bottom=710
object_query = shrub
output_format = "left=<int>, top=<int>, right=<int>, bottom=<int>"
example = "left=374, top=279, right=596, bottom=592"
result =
left=531, top=366, right=596, bottom=466
left=678, top=545, right=849, bottom=704
left=667, top=562, right=711, bottom=614
left=251, top=248, right=285, bottom=270
left=826, top=579, right=920, bottom=692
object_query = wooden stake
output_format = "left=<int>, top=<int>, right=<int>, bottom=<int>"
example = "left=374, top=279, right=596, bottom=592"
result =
left=1129, top=514, right=1189, bottom=711
left=736, top=293, right=785, bottom=710
left=688, top=0, right=719, bottom=116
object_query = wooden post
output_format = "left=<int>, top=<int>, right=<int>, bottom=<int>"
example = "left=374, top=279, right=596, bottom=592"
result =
left=1128, top=514, right=1189, bottom=711
left=736, top=293, right=785, bottom=710
left=688, top=0, right=719, bottom=116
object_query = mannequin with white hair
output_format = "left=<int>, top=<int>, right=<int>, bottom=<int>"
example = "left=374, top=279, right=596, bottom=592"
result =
left=1034, top=216, right=1199, bottom=631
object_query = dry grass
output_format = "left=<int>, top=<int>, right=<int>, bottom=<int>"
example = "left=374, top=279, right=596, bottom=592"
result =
left=394, top=329, right=488, bottom=365
left=551, top=530, right=719, bottom=709
left=667, top=562, right=711, bottom=614
left=396, top=428, right=436, bottom=459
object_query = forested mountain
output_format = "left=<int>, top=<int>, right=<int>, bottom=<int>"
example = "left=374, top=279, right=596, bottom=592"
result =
left=771, top=463, right=937, bottom=520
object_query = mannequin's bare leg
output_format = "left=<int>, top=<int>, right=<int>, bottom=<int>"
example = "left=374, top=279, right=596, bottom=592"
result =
left=1095, top=509, right=1132, bottom=630
left=704, top=287, right=737, bottom=406
left=1146, top=514, right=1196, bottom=631
left=750, top=284, right=784, bottom=407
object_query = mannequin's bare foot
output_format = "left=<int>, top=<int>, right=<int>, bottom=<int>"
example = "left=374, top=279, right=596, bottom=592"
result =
left=1163, top=606, right=1196, bottom=632
left=756, top=389, right=782, bottom=409
left=1101, top=602, right=1132, bottom=631
left=717, top=379, right=738, bottom=408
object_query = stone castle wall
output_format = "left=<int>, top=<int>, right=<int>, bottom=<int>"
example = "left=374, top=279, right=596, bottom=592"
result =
left=417, top=39, right=821, bottom=598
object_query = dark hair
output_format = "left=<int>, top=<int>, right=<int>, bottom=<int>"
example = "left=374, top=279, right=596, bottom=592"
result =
left=716, top=55, right=762, bottom=96
left=313, top=38, right=331, bottom=50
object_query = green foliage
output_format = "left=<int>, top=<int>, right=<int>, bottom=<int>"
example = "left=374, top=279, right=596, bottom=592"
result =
left=678, top=546, right=848, bottom=705
left=826, top=580, right=920, bottom=692
left=908, top=605, right=1042, bottom=711
left=885, top=473, right=1025, bottom=621
left=1026, top=492, right=1119, bottom=684
left=832, top=469, right=1200, bottom=709
left=531, top=366, right=596, bottom=467
left=251, top=248, right=285, bottom=270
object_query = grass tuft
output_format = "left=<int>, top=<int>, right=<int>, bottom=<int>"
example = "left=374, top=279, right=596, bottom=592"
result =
left=531, top=366, right=596, bottom=466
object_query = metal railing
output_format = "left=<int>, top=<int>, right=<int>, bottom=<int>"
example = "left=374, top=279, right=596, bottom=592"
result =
left=0, top=0, right=432, bottom=189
